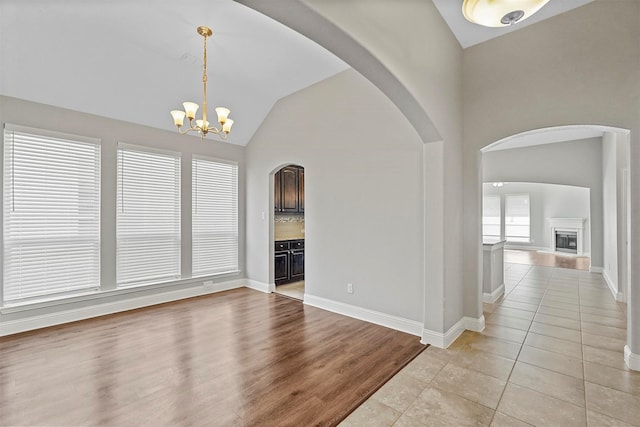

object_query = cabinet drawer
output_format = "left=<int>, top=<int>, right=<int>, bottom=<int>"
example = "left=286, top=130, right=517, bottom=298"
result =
left=275, top=241, right=290, bottom=251
left=290, top=240, right=305, bottom=250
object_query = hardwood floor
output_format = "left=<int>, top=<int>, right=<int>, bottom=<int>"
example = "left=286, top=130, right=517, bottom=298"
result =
left=0, top=289, right=425, bottom=426
left=504, top=249, right=591, bottom=271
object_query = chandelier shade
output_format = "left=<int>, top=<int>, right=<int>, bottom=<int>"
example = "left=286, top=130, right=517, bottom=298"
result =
left=170, top=26, right=234, bottom=141
left=462, top=0, right=550, bottom=27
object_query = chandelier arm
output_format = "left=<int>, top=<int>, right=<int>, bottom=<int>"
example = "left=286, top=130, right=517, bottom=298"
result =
left=207, top=126, right=229, bottom=139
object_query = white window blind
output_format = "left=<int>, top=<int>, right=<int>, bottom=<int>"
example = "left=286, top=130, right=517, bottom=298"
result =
left=505, top=194, right=530, bottom=243
left=482, top=195, right=501, bottom=239
left=3, top=125, right=101, bottom=303
left=117, top=145, right=181, bottom=287
left=192, top=157, right=238, bottom=276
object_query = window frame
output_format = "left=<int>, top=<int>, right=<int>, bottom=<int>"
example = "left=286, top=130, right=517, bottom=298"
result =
left=2, top=124, right=101, bottom=305
left=482, top=194, right=502, bottom=240
left=116, top=143, right=182, bottom=288
left=504, top=193, right=531, bottom=243
left=191, top=155, right=239, bottom=277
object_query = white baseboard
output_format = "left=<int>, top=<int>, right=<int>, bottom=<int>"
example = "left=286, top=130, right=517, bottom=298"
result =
left=624, top=345, right=640, bottom=371
left=422, top=318, right=464, bottom=348
left=602, top=270, right=624, bottom=302
left=590, top=266, right=604, bottom=273
left=421, top=315, right=485, bottom=349
left=483, top=284, right=505, bottom=304
left=465, top=315, right=485, bottom=332
left=245, top=280, right=273, bottom=293
left=505, top=244, right=547, bottom=252
left=303, top=294, right=422, bottom=337
left=0, top=279, right=245, bottom=336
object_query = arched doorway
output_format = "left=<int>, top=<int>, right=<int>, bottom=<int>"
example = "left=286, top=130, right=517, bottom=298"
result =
left=272, top=164, right=305, bottom=300
left=480, top=125, right=630, bottom=303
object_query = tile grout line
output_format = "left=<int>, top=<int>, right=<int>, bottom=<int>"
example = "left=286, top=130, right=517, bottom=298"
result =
left=577, top=272, right=588, bottom=426
left=487, top=264, right=537, bottom=426
left=387, top=353, right=449, bottom=426
left=489, top=266, right=631, bottom=426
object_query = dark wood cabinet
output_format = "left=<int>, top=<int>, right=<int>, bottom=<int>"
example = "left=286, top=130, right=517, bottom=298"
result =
left=274, top=169, right=282, bottom=213
left=290, top=250, right=305, bottom=281
left=281, top=167, right=298, bottom=213
left=274, top=251, right=289, bottom=283
left=275, top=166, right=304, bottom=214
left=275, top=239, right=304, bottom=285
left=298, top=168, right=304, bottom=213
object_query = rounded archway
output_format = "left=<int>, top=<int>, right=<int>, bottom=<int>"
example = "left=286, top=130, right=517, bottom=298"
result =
left=478, top=124, right=633, bottom=356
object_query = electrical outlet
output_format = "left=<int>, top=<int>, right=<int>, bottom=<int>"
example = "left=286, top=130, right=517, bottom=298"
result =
left=347, top=283, right=353, bottom=294
left=204, top=280, right=214, bottom=291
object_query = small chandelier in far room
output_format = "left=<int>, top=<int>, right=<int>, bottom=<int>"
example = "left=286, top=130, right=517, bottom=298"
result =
left=170, top=26, right=234, bottom=141
left=462, top=0, right=551, bottom=28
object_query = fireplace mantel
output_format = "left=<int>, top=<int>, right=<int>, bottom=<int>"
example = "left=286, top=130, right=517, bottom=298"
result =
left=548, top=217, right=586, bottom=255
left=548, top=218, right=586, bottom=230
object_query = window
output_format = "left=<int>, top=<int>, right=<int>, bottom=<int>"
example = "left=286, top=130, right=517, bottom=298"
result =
left=3, top=125, right=100, bottom=302
left=505, top=194, right=530, bottom=242
left=117, top=145, right=181, bottom=287
left=192, top=157, right=238, bottom=276
left=482, top=195, right=501, bottom=239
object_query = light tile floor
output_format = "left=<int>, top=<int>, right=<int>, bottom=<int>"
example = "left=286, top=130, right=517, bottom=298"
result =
left=274, top=280, right=304, bottom=300
left=340, top=263, right=639, bottom=426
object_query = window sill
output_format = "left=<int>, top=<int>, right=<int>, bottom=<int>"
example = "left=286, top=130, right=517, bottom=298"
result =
left=1, top=270, right=241, bottom=314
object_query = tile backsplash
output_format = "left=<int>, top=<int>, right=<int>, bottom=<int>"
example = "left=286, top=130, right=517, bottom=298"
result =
left=275, top=215, right=305, bottom=240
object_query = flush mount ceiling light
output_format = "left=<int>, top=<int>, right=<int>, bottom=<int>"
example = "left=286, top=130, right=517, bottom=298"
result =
left=492, top=182, right=504, bottom=187
left=462, top=0, right=551, bottom=27
left=170, top=26, right=234, bottom=141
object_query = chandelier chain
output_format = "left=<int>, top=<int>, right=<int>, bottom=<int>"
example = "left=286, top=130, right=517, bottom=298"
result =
left=170, top=26, right=234, bottom=141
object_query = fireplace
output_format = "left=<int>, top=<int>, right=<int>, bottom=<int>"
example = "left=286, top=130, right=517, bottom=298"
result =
left=548, top=218, right=586, bottom=255
left=555, top=231, right=578, bottom=254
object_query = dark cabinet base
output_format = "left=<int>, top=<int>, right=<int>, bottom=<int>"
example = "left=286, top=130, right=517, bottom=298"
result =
left=274, top=239, right=304, bottom=285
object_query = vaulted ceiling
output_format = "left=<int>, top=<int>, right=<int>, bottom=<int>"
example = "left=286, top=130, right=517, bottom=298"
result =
left=0, top=0, right=595, bottom=145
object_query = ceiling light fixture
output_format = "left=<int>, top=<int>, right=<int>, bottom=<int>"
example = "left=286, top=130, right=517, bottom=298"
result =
left=462, top=0, right=550, bottom=28
left=170, top=26, right=234, bottom=141
left=492, top=182, right=504, bottom=188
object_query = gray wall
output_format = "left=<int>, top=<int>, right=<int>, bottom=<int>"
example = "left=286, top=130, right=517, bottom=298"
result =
left=245, top=69, right=425, bottom=322
left=0, top=95, right=246, bottom=326
left=483, top=182, right=591, bottom=253
left=463, top=0, right=640, bottom=356
left=302, top=0, right=467, bottom=334
left=483, top=139, right=602, bottom=266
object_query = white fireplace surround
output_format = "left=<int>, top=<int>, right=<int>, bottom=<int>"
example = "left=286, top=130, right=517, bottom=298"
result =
left=548, top=217, right=586, bottom=255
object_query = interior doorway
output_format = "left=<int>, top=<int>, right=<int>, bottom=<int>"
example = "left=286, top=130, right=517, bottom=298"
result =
left=272, top=164, right=305, bottom=300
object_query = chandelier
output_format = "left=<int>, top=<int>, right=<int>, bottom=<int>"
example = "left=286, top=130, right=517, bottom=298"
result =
left=170, top=26, right=234, bottom=141
left=462, top=0, right=550, bottom=27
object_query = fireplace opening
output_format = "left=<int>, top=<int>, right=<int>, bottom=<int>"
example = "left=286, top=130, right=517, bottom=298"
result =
left=555, top=231, right=578, bottom=254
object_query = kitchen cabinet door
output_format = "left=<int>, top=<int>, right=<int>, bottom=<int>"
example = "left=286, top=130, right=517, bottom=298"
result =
left=274, top=169, right=282, bottom=213
left=290, top=250, right=305, bottom=281
left=280, top=166, right=299, bottom=213
left=298, top=167, right=304, bottom=213
left=274, top=252, right=289, bottom=284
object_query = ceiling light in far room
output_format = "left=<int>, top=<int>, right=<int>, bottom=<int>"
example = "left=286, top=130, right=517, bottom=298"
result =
left=492, top=182, right=504, bottom=188
left=462, top=0, right=551, bottom=27
left=170, top=26, right=234, bottom=141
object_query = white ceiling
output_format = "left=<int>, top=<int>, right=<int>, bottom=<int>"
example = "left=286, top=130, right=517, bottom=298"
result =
left=432, top=0, right=595, bottom=48
left=0, top=0, right=601, bottom=147
left=0, top=0, right=347, bottom=145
